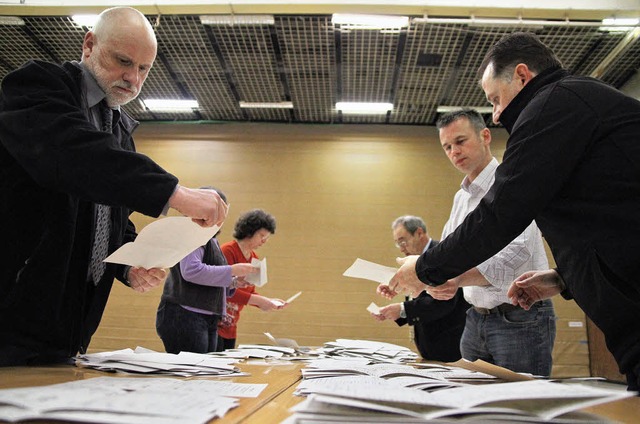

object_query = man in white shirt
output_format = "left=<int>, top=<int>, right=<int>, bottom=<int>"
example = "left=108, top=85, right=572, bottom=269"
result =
left=426, top=109, right=556, bottom=376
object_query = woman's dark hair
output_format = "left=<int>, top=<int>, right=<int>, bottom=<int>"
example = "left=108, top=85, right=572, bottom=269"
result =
left=233, top=209, right=276, bottom=240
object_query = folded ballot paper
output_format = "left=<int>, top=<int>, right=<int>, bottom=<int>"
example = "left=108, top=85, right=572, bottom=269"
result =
left=343, top=258, right=398, bottom=285
left=104, top=216, right=220, bottom=269
left=244, top=257, right=268, bottom=287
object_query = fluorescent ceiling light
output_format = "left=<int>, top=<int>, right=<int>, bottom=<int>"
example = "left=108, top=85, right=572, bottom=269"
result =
left=336, top=102, right=393, bottom=114
left=332, top=14, right=409, bottom=29
left=72, top=14, right=99, bottom=28
left=414, top=15, right=601, bottom=28
left=239, top=101, right=293, bottom=109
left=200, top=15, right=274, bottom=26
left=0, top=16, right=25, bottom=26
left=143, top=99, right=199, bottom=111
left=602, top=18, right=639, bottom=26
left=437, top=106, right=493, bottom=114
left=599, top=17, right=639, bottom=32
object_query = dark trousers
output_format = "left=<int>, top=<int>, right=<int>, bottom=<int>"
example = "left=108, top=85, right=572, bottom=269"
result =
left=156, top=300, right=220, bottom=354
left=216, top=335, right=236, bottom=352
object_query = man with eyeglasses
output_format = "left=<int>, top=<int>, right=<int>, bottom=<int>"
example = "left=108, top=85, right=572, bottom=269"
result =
left=372, top=215, right=469, bottom=362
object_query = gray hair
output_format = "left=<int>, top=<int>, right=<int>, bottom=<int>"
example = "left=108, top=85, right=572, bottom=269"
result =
left=436, top=108, right=487, bottom=133
left=392, top=215, right=427, bottom=235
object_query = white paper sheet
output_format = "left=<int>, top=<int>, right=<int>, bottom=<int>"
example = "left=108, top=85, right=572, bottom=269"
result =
left=343, top=258, right=397, bottom=285
left=104, top=216, right=220, bottom=269
left=245, top=257, right=268, bottom=286
left=366, top=302, right=381, bottom=315
left=0, top=376, right=267, bottom=424
left=272, top=291, right=302, bottom=307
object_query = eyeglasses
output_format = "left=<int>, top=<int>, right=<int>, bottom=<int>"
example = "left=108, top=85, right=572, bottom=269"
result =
left=394, top=240, right=408, bottom=249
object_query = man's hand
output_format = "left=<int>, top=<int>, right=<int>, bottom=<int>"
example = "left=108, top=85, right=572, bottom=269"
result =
left=376, top=283, right=398, bottom=300
left=169, top=186, right=228, bottom=227
left=387, top=255, right=427, bottom=298
left=128, top=267, right=167, bottom=293
left=426, top=279, right=459, bottom=300
left=376, top=303, right=402, bottom=321
left=507, top=269, right=564, bottom=310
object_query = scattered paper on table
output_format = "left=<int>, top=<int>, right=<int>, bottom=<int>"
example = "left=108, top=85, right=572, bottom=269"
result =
left=343, top=258, right=398, bottom=285
left=264, top=332, right=300, bottom=349
left=245, top=257, right=268, bottom=287
left=104, top=217, right=220, bottom=269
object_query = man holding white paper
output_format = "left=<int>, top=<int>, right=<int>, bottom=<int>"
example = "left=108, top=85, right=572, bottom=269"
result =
left=0, top=7, right=227, bottom=366
left=372, top=216, right=469, bottom=362
left=386, top=110, right=556, bottom=377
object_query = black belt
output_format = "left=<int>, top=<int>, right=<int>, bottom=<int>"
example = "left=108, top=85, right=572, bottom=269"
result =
left=473, top=303, right=521, bottom=315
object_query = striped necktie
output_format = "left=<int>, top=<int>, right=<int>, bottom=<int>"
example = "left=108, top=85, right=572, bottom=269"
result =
left=89, top=106, right=113, bottom=285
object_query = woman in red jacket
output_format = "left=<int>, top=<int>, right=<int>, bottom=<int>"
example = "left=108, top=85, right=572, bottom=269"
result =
left=217, top=209, right=286, bottom=350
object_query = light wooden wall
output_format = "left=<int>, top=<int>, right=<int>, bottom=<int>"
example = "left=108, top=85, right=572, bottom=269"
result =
left=92, top=122, right=589, bottom=377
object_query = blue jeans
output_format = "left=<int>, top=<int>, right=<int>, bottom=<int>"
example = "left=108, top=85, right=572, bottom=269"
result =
left=156, top=300, right=220, bottom=354
left=461, top=299, right=556, bottom=377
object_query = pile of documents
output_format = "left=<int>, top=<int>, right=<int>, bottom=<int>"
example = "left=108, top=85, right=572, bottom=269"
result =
left=297, top=361, right=474, bottom=394
left=210, top=344, right=298, bottom=360
left=0, top=376, right=266, bottom=424
left=318, top=338, right=419, bottom=363
left=76, top=347, right=243, bottom=377
left=287, top=375, right=633, bottom=423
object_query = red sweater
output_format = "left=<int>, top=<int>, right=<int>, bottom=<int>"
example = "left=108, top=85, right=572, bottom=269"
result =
left=217, top=240, right=258, bottom=339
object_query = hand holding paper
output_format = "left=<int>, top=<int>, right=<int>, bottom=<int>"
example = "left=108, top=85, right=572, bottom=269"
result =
left=272, top=291, right=302, bottom=307
left=105, top=217, right=220, bottom=269
left=343, top=258, right=398, bottom=285
left=388, top=255, right=426, bottom=297
left=245, top=258, right=268, bottom=287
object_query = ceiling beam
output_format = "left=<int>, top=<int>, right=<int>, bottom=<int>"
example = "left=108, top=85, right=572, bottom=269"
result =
left=1, top=1, right=638, bottom=21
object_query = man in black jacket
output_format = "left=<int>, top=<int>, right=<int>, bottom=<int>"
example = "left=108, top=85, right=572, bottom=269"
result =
left=389, top=32, right=640, bottom=391
left=372, top=215, right=469, bottom=362
left=0, top=7, right=227, bottom=365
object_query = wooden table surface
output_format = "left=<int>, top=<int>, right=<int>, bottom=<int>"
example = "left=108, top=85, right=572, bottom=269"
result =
left=1, top=361, right=639, bottom=423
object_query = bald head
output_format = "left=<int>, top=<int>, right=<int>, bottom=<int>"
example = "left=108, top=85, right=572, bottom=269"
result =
left=81, top=7, right=157, bottom=106
left=92, top=7, right=157, bottom=54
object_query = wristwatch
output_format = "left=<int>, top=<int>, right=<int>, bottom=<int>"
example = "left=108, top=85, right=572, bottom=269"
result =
left=399, top=302, right=407, bottom=319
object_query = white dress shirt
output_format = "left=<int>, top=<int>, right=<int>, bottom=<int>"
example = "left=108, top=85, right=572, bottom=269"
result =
left=441, top=158, right=549, bottom=308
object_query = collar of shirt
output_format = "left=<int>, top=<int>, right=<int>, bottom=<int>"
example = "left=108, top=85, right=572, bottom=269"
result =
left=422, top=238, right=432, bottom=254
left=74, top=61, right=121, bottom=126
left=460, top=157, right=499, bottom=197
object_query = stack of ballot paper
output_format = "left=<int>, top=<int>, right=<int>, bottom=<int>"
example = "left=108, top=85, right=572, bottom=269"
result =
left=318, top=339, right=419, bottom=363
left=75, top=347, right=243, bottom=377
left=208, top=344, right=298, bottom=360
left=298, top=361, right=471, bottom=394
left=0, top=376, right=266, bottom=424
left=286, top=377, right=634, bottom=423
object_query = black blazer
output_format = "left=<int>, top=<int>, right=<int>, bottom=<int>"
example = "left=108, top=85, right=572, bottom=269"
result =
left=0, top=60, right=179, bottom=363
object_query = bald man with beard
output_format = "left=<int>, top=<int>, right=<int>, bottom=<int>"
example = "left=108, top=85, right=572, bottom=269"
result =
left=0, top=7, right=227, bottom=365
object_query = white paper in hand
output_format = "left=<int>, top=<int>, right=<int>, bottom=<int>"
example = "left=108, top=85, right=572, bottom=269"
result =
left=343, top=258, right=398, bottom=285
left=367, top=302, right=381, bottom=315
left=245, top=257, right=268, bottom=287
left=104, top=216, right=220, bottom=269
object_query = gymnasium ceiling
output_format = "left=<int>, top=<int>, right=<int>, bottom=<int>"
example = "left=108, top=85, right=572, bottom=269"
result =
left=1, top=1, right=639, bottom=126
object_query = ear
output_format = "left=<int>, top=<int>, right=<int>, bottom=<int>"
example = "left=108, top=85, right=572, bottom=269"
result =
left=481, top=127, right=492, bottom=145
left=82, top=31, right=95, bottom=59
left=514, top=63, right=535, bottom=87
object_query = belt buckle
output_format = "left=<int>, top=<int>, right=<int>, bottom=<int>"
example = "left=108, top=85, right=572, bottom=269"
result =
left=474, top=306, right=491, bottom=315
